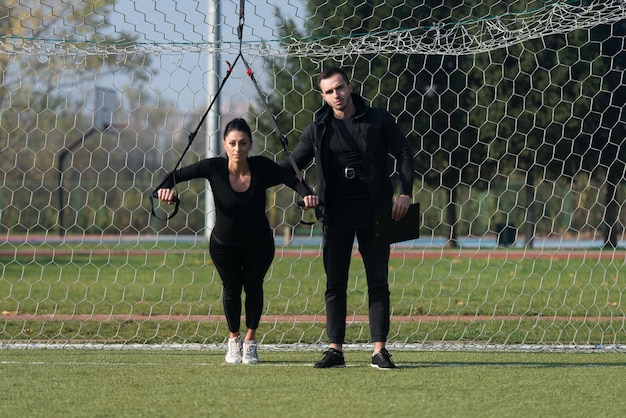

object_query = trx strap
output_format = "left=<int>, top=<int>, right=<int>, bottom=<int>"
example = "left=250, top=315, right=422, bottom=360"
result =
left=151, top=0, right=311, bottom=222
left=149, top=57, right=238, bottom=221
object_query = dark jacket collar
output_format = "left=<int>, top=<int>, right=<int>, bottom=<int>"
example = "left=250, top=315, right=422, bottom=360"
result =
left=314, top=93, right=370, bottom=124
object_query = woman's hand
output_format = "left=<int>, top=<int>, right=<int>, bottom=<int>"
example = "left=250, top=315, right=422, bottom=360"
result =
left=157, top=188, right=177, bottom=204
left=302, top=195, right=320, bottom=209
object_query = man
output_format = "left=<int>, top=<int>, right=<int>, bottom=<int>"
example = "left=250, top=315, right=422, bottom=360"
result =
left=281, top=67, right=414, bottom=369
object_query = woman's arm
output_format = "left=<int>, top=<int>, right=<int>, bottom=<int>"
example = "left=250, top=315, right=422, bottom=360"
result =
left=156, top=159, right=215, bottom=202
left=261, top=157, right=319, bottom=208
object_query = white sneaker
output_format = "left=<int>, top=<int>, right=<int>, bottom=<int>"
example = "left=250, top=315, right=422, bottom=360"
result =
left=225, top=335, right=243, bottom=364
left=242, top=340, right=259, bottom=364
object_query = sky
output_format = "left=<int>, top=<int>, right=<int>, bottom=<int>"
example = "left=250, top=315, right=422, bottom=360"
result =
left=108, top=0, right=306, bottom=112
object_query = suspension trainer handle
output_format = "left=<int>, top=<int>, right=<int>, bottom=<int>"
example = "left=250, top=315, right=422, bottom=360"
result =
left=151, top=190, right=180, bottom=221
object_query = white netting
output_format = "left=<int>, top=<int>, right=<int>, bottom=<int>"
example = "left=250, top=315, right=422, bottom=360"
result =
left=2, top=0, right=626, bottom=350
left=1, top=1, right=625, bottom=57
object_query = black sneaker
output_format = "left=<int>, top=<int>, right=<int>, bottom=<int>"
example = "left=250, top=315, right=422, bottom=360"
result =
left=371, top=348, right=396, bottom=369
left=313, top=348, right=346, bottom=368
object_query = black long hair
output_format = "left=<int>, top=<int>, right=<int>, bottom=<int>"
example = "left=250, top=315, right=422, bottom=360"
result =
left=223, top=118, right=252, bottom=142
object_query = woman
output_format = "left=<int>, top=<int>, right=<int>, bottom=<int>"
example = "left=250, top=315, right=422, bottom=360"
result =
left=157, top=118, right=318, bottom=364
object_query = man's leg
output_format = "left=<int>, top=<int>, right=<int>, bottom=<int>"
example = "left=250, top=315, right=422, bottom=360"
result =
left=313, top=200, right=358, bottom=368
left=355, top=204, right=396, bottom=369
left=356, top=208, right=391, bottom=345
left=322, top=219, right=354, bottom=347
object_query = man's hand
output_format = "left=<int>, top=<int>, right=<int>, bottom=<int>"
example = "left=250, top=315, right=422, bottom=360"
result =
left=391, top=194, right=411, bottom=221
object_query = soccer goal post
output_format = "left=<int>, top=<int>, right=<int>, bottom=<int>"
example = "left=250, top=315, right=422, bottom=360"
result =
left=2, top=0, right=626, bottom=351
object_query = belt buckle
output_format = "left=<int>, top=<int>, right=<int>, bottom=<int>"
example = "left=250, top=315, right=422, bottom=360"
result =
left=344, top=167, right=355, bottom=180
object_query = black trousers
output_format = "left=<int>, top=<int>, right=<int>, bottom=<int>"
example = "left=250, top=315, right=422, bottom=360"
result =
left=209, top=234, right=275, bottom=333
left=323, top=198, right=391, bottom=344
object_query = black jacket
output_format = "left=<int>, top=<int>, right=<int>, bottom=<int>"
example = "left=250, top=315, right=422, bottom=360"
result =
left=281, top=93, right=414, bottom=223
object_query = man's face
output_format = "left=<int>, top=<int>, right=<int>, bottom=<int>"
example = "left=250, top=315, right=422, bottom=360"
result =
left=319, top=73, right=353, bottom=114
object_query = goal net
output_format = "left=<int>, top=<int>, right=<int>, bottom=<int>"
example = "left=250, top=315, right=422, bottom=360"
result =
left=2, top=0, right=626, bottom=350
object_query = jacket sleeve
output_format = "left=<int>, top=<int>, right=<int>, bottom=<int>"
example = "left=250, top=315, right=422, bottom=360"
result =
left=383, top=112, right=414, bottom=196
left=278, top=124, right=316, bottom=175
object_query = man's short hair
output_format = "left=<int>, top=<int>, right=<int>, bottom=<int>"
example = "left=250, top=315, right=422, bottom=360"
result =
left=317, top=67, right=350, bottom=88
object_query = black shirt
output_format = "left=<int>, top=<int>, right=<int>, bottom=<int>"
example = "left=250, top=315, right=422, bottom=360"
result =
left=163, top=156, right=310, bottom=246
left=328, top=117, right=369, bottom=199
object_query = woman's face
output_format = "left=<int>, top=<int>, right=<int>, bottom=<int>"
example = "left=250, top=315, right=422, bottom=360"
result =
left=223, top=129, right=252, bottom=163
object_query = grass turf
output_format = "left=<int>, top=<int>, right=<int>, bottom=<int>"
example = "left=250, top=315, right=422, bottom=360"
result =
left=2, top=247, right=626, bottom=345
left=1, top=349, right=625, bottom=417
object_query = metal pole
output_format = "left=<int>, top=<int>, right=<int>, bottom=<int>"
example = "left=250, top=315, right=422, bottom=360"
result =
left=204, top=0, right=220, bottom=243
left=57, top=127, right=98, bottom=236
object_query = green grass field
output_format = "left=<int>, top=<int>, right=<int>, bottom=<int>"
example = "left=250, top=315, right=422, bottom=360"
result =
left=2, top=245, right=626, bottom=416
left=2, top=349, right=625, bottom=417
left=2, top=245, right=626, bottom=345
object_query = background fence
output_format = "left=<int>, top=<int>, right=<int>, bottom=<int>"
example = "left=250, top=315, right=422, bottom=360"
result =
left=2, top=0, right=626, bottom=349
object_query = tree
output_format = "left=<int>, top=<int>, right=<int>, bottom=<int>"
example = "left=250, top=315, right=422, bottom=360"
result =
left=0, top=0, right=153, bottom=233
left=465, top=3, right=609, bottom=246
left=583, top=20, right=626, bottom=248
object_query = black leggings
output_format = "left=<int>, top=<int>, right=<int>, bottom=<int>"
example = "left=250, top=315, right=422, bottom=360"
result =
left=209, top=235, right=275, bottom=333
